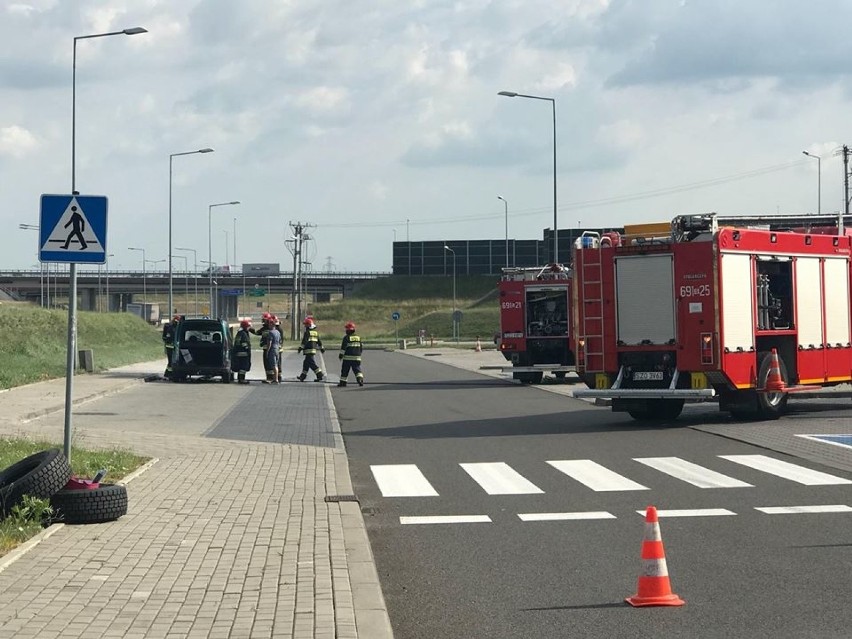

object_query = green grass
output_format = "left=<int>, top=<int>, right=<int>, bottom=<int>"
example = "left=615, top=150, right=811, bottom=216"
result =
left=0, top=304, right=163, bottom=389
left=308, top=275, right=501, bottom=343
left=0, top=437, right=149, bottom=555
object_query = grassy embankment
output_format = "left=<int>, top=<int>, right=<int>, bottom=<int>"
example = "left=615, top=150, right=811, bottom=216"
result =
left=0, top=303, right=163, bottom=389
left=307, top=275, right=500, bottom=345
left=0, top=438, right=149, bottom=555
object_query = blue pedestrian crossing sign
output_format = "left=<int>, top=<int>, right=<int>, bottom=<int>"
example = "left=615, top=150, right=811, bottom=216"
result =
left=39, top=194, right=108, bottom=264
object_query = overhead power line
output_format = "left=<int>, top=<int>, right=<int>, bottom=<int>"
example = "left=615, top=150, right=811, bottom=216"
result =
left=317, top=159, right=807, bottom=229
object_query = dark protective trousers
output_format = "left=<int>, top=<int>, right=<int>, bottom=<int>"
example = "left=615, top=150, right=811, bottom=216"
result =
left=340, top=360, right=363, bottom=380
left=302, top=354, right=321, bottom=374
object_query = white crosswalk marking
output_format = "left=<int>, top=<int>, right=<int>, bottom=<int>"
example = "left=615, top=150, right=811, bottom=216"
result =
left=547, top=459, right=649, bottom=492
left=400, top=515, right=491, bottom=525
left=637, top=508, right=737, bottom=518
left=634, top=457, right=753, bottom=488
left=720, top=455, right=852, bottom=485
left=755, top=505, right=852, bottom=515
left=518, top=511, right=616, bottom=521
left=370, top=464, right=439, bottom=497
left=460, top=462, right=544, bottom=495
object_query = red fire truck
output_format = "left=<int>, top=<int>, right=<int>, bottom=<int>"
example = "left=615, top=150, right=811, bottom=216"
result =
left=498, top=264, right=574, bottom=383
left=572, top=213, right=852, bottom=420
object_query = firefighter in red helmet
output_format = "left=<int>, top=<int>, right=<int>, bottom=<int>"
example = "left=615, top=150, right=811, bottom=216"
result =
left=337, top=321, right=364, bottom=387
left=231, top=319, right=253, bottom=383
left=297, top=316, right=325, bottom=381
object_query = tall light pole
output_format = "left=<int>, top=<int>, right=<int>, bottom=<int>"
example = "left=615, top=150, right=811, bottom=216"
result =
left=19, top=224, right=43, bottom=306
left=802, top=150, right=822, bottom=215
left=224, top=230, right=229, bottom=266
left=233, top=217, right=238, bottom=268
left=172, top=254, right=188, bottom=315
left=208, top=201, right=240, bottom=317
left=128, top=247, right=146, bottom=303
left=175, top=247, right=198, bottom=316
left=444, top=245, right=457, bottom=342
left=169, top=148, right=213, bottom=317
left=65, top=26, right=147, bottom=461
left=497, top=195, right=509, bottom=268
left=104, top=253, right=114, bottom=311
left=499, top=91, right=558, bottom=263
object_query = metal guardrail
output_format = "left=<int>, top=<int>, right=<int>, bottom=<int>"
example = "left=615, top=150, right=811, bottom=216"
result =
left=0, top=270, right=391, bottom=279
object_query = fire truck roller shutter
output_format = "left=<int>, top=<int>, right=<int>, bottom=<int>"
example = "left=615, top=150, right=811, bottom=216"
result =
left=795, top=257, right=824, bottom=349
left=615, top=254, right=675, bottom=345
left=824, top=257, right=851, bottom=348
left=720, top=253, right=754, bottom=352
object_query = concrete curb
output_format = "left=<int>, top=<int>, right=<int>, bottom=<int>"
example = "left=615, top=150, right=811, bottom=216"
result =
left=0, top=524, right=64, bottom=575
left=20, top=375, right=159, bottom=423
left=117, top=457, right=160, bottom=485
left=325, top=385, right=395, bottom=639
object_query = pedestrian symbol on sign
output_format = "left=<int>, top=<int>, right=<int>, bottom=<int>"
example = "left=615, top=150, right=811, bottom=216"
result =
left=61, top=205, right=88, bottom=250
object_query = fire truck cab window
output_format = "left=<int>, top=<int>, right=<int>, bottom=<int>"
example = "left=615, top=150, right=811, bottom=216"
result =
left=756, top=258, right=793, bottom=330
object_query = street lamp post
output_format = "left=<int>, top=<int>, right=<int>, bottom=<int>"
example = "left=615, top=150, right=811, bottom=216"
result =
left=19, top=223, right=43, bottom=306
left=444, top=245, right=457, bottom=342
left=202, top=261, right=217, bottom=315
left=104, top=253, right=114, bottom=311
left=499, top=91, right=558, bottom=263
left=497, top=195, right=509, bottom=268
left=63, top=25, right=147, bottom=461
left=169, top=148, right=214, bottom=317
left=128, top=247, right=146, bottom=303
left=802, top=150, right=822, bottom=215
left=208, top=201, right=240, bottom=317
left=175, top=247, right=198, bottom=316
left=172, top=254, right=188, bottom=315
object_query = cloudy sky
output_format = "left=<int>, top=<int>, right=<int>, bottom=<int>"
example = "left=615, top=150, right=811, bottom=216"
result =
left=2, top=0, right=850, bottom=273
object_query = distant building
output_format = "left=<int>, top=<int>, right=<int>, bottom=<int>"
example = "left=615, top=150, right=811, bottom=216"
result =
left=392, top=227, right=623, bottom=276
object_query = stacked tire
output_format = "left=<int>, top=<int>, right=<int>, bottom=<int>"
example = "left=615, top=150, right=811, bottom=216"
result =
left=0, top=449, right=128, bottom=525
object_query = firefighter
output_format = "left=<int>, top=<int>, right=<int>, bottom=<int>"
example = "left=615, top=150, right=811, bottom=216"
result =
left=250, top=312, right=272, bottom=337
left=337, top=321, right=364, bottom=387
left=162, top=314, right=180, bottom=378
left=297, top=316, right=325, bottom=381
left=231, top=319, right=252, bottom=384
left=260, top=316, right=281, bottom=384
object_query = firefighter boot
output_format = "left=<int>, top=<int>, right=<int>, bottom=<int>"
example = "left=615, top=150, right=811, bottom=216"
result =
left=356, top=373, right=364, bottom=387
left=315, top=371, right=325, bottom=382
left=237, top=372, right=246, bottom=384
left=297, top=373, right=307, bottom=382
left=337, top=379, right=347, bottom=387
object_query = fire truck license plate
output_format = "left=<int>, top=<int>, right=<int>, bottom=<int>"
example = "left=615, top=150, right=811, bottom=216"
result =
left=633, top=371, right=664, bottom=381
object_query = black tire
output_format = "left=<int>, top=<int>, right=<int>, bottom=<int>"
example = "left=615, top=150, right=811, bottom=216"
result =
left=628, top=399, right=685, bottom=422
left=0, top=449, right=72, bottom=519
left=755, top=351, right=788, bottom=420
left=513, top=371, right=544, bottom=384
left=50, top=483, right=128, bottom=524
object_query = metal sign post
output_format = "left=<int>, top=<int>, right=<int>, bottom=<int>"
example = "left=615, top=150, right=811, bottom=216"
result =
left=39, top=194, right=108, bottom=462
left=392, top=311, right=401, bottom=345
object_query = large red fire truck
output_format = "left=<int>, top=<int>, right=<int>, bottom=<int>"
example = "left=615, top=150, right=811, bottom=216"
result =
left=572, top=213, right=852, bottom=420
left=498, top=264, right=574, bottom=383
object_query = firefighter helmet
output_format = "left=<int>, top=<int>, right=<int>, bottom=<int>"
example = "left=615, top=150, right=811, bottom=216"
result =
left=240, top=319, right=251, bottom=329
left=172, top=314, right=180, bottom=322
left=262, top=312, right=272, bottom=320
left=344, top=322, right=356, bottom=332
left=303, top=317, right=314, bottom=327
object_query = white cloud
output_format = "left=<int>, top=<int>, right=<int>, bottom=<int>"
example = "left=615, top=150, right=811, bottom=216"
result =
left=0, top=125, right=39, bottom=158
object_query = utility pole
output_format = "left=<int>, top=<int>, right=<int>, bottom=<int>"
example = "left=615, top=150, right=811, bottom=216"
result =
left=287, top=222, right=314, bottom=340
left=843, top=145, right=850, bottom=234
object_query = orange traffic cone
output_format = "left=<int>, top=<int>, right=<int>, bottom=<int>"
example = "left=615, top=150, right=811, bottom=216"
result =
left=475, top=337, right=482, bottom=352
left=763, top=348, right=785, bottom=393
left=626, top=505, right=685, bottom=607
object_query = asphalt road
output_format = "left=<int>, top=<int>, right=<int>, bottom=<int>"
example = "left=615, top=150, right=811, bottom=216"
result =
left=335, top=351, right=852, bottom=639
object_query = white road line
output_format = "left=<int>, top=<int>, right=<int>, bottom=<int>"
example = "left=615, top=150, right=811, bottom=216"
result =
left=460, top=462, right=545, bottom=495
left=400, top=515, right=491, bottom=525
left=547, top=459, right=649, bottom=492
left=634, top=457, right=753, bottom=488
left=370, top=464, right=439, bottom=497
left=719, top=455, right=852, bottom=485
left=635, top=508, right=737, bottom=517
left=755, top=505, right=852, bottom=515
left=518, top=511, right=616, bottom=522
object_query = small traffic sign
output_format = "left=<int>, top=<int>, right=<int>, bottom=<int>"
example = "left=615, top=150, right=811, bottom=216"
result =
left=220, top=288, right=243, bottom=296
left=391, top=311, right=401, bottom=321
left=249, top=288, right=267, bottom=297
left=39, top=194, right=108, bottom=264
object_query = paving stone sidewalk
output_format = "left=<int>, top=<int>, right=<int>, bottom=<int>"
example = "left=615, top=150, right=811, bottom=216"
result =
left=0, top=354, right=393, bottom=639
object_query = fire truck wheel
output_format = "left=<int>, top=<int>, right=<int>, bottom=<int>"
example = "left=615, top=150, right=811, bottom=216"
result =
left=627, top=399, right=684, bottom=421
left=755, top=351, right=788, bottom=419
